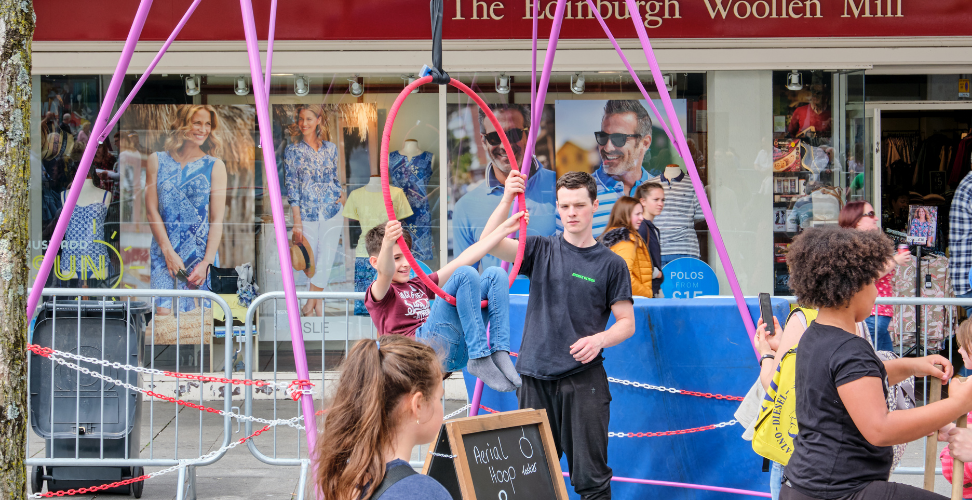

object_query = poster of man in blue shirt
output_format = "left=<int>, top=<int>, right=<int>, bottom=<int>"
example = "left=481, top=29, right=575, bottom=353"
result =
left=452, top=103, right=558, bottom=271
left=589, top=100, right=655, bottom=238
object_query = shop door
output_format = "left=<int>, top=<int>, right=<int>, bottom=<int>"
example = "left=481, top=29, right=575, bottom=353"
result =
left=869, top=103, right=972, bottom=252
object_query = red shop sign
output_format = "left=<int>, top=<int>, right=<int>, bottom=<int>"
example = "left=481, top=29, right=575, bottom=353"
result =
left=35, top=0, right=972, bottom=41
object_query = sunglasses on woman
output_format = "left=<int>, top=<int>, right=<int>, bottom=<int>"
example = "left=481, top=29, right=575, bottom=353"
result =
left=862, top=211, right=876, bottom=218
left=594, top=131, right=643, bottom=147
left=483, top=128, right=528, bottom=146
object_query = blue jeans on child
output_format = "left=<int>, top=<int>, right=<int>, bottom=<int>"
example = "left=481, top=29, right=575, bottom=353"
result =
left=415, top=266, right=510, bottom=372
left=864, top=315, right=893, bottom=352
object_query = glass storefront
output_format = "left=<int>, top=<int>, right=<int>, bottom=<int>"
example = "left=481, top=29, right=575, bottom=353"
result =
left=48, top=70, right=972, bottom=368
left=769, top=70, right=867, bottom=294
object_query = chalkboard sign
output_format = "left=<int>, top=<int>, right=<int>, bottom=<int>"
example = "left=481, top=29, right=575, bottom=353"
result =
left=423, top=409, right=569, bottom=500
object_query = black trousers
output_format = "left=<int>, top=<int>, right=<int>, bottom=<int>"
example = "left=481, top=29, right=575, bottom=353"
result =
left=518, top=364, right=612, bottom=500
left=781, top=481, right=947, bottom=500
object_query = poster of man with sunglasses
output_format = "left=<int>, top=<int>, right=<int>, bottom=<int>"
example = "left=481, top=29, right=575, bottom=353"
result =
left=555, top=100, right=658, bottom=238
left=451, top=103, right=559, bottom=271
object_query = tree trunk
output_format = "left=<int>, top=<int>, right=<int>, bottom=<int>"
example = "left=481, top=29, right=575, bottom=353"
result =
left=0, top=1, right=34, bottom=499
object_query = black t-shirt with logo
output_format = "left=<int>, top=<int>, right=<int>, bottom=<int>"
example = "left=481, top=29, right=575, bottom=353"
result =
left=786, top=322, right=892, bottom=499
left=516, top=234, right=632, bottom=380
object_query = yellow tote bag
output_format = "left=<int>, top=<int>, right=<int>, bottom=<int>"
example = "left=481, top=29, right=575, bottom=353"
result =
left=751, top=307, right=817, bottom=465
left=752, top=345, right=798, bottom=465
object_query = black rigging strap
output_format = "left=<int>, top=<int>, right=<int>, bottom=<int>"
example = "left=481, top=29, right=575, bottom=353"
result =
left=428, top=0, right=450, bottom=85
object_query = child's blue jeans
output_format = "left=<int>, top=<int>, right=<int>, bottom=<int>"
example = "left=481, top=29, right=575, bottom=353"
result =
left=415, top=266, right=511, bottom=372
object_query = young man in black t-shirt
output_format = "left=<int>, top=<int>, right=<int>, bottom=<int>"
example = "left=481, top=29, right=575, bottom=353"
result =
left=481, top=170, right=635, bottom=500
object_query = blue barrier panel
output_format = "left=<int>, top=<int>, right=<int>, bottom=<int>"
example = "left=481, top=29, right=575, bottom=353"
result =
left=463, top=296, right=791, bottom=500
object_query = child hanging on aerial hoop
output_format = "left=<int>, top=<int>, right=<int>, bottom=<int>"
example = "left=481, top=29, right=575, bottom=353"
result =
left=313, top=336, right=452, bottom=500
left=364, top=211, right=528, bottom=392
left=780, top=225, right=972, bottom=500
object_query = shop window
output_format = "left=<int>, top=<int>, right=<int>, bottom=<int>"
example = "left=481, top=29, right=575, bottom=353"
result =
left=445, top=72, right=708, bottom=282
left=770, top=70, right=865, bottom=295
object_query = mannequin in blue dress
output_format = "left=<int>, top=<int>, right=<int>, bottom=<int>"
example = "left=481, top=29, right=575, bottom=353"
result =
left=58, top=176, right=112, bottom=285
left=388, top=139, right=434, bottom=262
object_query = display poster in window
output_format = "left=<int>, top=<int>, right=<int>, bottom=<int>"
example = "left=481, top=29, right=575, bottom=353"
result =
left=446, top=102, right=556, bottom=268
left=907, top=205, right=938, bottom=247
left=114, top=104, right=256, bottom=329
left=267, top=103, right=383, bottom=318
left=555, top=98, right=708, bottom=266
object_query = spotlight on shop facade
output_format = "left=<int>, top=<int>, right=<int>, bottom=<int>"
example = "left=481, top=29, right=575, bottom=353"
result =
left=570, top=73, right=585, bottom=95
left=234, top=76, right=249, bottom=96
left=786, top=70, right=804, bottom=91
left=349, top=77, right=364, bottom=97
left=403, top=75, right=418, bottom=94
left=185, top=75, right=201, bottom=96
left=664, top=74, right=675, bottom=92
left=496, top=74, right=511, bottom=95
left=294, top=75, right=311, bottom=96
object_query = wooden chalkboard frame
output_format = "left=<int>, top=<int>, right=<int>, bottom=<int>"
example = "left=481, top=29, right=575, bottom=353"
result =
left=422, top=409, right=569, bottom=500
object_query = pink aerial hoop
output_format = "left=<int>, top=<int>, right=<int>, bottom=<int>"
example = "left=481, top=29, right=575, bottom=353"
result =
left=379, top=75, right=528, bottom=307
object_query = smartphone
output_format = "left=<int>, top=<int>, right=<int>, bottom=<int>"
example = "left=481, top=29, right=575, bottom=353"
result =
left=758, top=292, right=774, bottom=333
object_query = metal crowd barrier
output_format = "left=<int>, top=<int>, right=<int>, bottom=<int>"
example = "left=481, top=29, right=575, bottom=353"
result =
left=242, top=291, right=374, bottom=500
left=775, top=295, right=972, bottom=477
left=25, top=288, right=236, bottom=500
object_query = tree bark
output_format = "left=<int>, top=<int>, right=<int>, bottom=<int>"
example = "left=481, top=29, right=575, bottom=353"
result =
left=0, top=1, right=33, bottom=499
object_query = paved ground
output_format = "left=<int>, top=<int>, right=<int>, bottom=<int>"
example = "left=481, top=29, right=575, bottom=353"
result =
left=27, top=399, right=469, bottom=499
left=27, top=398, right=961, bottom=499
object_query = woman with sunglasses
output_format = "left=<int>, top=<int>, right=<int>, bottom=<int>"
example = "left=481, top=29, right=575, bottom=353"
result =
left=838, top=201, right=909, bottom=351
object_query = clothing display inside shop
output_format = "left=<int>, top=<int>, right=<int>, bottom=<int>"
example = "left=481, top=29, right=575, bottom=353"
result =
left=889, top=251, right=956, bottom=355
left=388, top=139, right=434, bottom=261
left=58, top=179, right=112, bottom=283
left=771, top=138, right=841, bottom=294
left=880, top=112, right=972, bottom=256
left=343, top=177, right=413, bottom=315
left=652, top=164, right=704, bottom=263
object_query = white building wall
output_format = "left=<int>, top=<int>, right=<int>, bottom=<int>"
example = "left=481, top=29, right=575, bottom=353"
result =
left=706, top=71, right=774, bottom=296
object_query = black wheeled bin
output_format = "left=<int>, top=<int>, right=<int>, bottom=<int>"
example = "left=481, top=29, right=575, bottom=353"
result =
left=30, top=299, right=150, bottom=497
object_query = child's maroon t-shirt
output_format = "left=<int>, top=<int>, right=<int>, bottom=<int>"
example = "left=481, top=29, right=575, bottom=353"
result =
left=364, top=273, right=439, bottom=337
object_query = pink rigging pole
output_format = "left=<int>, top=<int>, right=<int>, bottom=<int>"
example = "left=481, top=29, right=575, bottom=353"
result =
left=621, top=0, right=759, bottom=354
left=239, top=0, right=319, bottom=449
left=469, top=0, right=569, bottom=418
left=520, top=0, right=567, bottom=168
left=98, top=0, right=203, bottom=141
left=26, top=0, right=155, bottom=318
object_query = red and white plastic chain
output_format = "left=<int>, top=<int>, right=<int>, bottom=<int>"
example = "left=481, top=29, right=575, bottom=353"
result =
left=39, top=347, right=306, bottom=430
left=608, top=420, right=738, bottom=438
left=28, top=420, right=283, bottom=498
left=508, top=354, right=742, bottom=402
left=27, top=344, right=312, bottom=400
left=607, top=376, right=744, bottom=402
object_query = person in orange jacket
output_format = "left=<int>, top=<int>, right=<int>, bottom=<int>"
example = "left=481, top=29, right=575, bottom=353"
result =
left=599, top=196, right=653, bottom=298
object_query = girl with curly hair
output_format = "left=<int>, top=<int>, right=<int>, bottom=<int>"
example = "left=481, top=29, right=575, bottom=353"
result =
left=313, top=335, right=451, bottom=500
left=779, top=226, right=972, bottom=500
